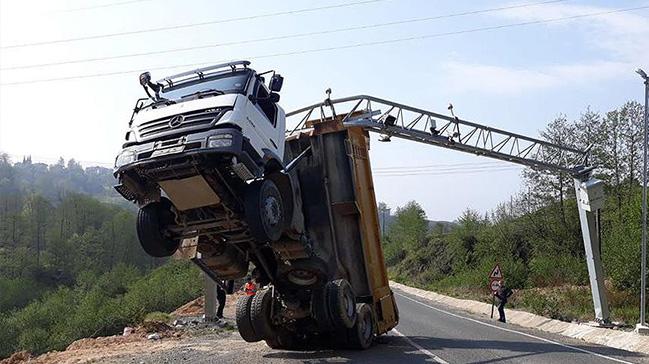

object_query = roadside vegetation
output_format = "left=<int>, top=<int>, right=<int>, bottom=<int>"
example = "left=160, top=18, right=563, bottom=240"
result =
left=383, top=101, right=645, bottom=325
left=0, top=159, right=202, bottom=358
left=0, top=100, right=643, bottom=358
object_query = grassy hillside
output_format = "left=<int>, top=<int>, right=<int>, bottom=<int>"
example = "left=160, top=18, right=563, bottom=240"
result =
left=0, top=157, right=203, bottom=358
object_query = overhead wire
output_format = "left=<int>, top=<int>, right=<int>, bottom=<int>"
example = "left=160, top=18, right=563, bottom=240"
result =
left=0, top=0, right=387, bottom=49
left=1, top=0, right=567, bottom=70
left=53, top=0, right=154, bottom=13
left=374, top=166, right=522, bottom=176
left=2, top=4, right=647, bottom=86
left=3, top=152, right=522, bottom=172
left=373, top=161, right=515, bottom=171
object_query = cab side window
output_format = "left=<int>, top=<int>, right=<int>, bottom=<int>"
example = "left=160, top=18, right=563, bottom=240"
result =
left=253, top=80, right=277, bottom=126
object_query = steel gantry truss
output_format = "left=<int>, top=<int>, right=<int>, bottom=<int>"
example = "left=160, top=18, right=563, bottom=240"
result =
left=288, top=95, right=590, bottom=176
left=287, top=94, right=610, bottom=323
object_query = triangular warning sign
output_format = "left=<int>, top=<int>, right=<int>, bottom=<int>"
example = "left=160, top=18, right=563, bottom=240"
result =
left=489, top=264, right=503, bottom=279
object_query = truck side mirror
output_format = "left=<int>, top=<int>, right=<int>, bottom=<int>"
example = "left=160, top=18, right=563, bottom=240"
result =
left=139, top=72, right=151, bottom=86
left=269, top=92, right=280, bottom=103
left=269, top=74, right=283, bottom=92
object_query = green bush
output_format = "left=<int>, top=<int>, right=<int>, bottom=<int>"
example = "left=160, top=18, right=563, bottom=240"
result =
left=0, top=261, right=202, bottom=359
left=144, top=311, right=172, bottom=323
left=0, top=314, right=18, bottom=359
left=604, top=192, right=642, bottom=290
left=528, top=255, right=588, bottom=287
left=0, top=277, right=50, bottom=313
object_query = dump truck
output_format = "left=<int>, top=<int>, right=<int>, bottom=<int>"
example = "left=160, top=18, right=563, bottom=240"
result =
left=113, top=60, right=399, bottom=349
left=114, top=59, right=609, bottom=348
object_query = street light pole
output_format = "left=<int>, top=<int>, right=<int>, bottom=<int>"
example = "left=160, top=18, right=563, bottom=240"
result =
left=637, top=68, right=649, bottom=333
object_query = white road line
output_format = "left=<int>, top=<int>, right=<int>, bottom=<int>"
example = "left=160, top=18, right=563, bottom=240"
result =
left=395, top=292, right=635, bottom=364
left=392, top=327, right=450, bottom=364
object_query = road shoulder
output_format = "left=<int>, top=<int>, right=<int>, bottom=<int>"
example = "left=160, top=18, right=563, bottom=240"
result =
left=391, top=281, right=649, bottom=356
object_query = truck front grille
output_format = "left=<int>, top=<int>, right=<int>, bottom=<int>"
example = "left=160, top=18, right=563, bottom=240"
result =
left=138, top=107, right=230, bottom=139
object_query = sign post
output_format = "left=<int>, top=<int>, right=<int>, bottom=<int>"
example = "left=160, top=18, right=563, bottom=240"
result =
left=489, top=264, right=504, bottom=319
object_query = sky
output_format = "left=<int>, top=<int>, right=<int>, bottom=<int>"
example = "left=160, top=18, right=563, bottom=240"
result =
left=0, top=0, right=647, bottom=221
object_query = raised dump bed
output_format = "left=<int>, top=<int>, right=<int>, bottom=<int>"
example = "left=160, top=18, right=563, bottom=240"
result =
left=232, top=118, right=398, bottom=349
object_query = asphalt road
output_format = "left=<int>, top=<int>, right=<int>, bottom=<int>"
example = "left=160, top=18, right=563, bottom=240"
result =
left=384, top=288, right=648, bottom=364
left=258, top=288, right=649, bottom=364
left=113, top=288, right=649, bottom=363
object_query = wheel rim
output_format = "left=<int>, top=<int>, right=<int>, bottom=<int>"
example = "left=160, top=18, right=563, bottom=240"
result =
left=287, top=269, right=318, bottom=286
left=344, top=290, right=355, bottom=319
left=263, top=195, right=281, bottom=226
left=360, top=309, right=372, bottom=340
left=260, top=183, right=282, bottom=235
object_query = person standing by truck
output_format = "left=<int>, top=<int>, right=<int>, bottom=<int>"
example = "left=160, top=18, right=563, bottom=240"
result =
left=494, top=280, right=513, bottom=323
left=215, top=280, right=234, bottom=320
left=216, top=283, right=226, bottom=319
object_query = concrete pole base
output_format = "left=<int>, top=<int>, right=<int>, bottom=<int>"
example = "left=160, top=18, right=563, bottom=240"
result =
left=635, top=323, right=649, bottom=335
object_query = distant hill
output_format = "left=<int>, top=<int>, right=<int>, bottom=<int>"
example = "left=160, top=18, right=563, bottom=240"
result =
left=0, top=154, right=129, bottom=208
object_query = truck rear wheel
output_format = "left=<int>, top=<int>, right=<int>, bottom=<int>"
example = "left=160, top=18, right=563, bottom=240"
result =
left=326, top=279, right=357, bottom=329
left=347, top=303, right=374, bottom=350
left=311, top=287, right=333, bottom=331
left=250, top=288, right=275, bottom=339
left=245, top=179, right=284, bottom=242
left=236, top=295, right=261, bottom=342
left=136, top=197, right=180, bottom=257
left=265, top=329, right=299, bottom=350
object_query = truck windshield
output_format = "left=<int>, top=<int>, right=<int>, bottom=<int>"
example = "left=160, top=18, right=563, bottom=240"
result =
left=160, top=71, right=250, bottom=101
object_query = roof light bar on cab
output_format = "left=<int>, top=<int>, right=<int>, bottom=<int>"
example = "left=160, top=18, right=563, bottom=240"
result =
left=158, top=60, right=251, bottom=86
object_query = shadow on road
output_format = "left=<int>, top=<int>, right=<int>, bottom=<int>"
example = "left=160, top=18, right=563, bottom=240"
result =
left=263, top=333, right=647, bottom=363
left=262, top=335, right=434, bottom=363
left=407, top=335, right=646, bottom=363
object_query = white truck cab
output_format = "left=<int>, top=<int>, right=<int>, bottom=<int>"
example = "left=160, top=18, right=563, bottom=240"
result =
left=117, top=60, right=286, bottom=177
left=113, top=61, right=297, bottom=261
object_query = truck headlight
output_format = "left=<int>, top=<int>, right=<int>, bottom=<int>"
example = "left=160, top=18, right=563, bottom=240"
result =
left=115, top=150, right=136, bottom=168
left=208, top=134, right=233, bottom=148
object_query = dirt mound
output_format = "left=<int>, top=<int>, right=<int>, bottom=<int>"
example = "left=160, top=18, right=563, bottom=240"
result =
left=172, top=292, right=242, bottom=318
left=0, top=351, right=31, bottom=364
left=65, top=334, right=143, bottom=352
left=173, top=296, right=205, bottom=316
left=141, top=320, right=173, bottom=334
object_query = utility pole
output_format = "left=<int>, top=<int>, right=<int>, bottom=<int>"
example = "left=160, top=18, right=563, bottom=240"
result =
left=636, top=68, right=649, bottom=335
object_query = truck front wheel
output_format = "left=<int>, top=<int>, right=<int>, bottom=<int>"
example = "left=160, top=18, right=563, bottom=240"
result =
left=245, top=179, right=284, bottom=242
left=136, top=197, right=180, bottom=257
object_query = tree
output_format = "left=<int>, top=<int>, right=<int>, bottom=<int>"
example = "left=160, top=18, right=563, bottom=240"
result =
left=386, top=201, right=428, bottom=252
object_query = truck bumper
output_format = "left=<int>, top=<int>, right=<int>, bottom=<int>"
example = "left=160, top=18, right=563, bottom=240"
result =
left=113, top=128, right=263, bottom=201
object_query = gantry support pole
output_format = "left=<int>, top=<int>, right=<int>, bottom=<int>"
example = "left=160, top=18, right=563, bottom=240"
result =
left=574, top=176, right=609, bottom=323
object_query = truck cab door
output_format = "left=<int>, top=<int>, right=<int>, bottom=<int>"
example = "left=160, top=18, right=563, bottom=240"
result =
left=245, top=79, right=282, bottom=160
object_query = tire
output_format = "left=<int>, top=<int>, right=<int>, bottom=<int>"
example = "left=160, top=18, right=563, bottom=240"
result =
left=136, top=197, right=180, bottom=257
left=326, top=279, right=357, bottom=329
left=250, top=288, right=275, bottom=339
left=264, top=330, right=299, bottom=350
left=245, top=179, right=284, bottom=242
left=266, top=172, right=294, bottom=229
left=311, top=287, right=333, bottom=331
left=235, top=295, right=261, bottom=342
left=280, top=258, right=328, bottom=289
left=347, top=303, right=374, bottom=350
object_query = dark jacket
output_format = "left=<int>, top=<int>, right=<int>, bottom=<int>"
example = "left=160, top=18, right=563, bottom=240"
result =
left=496, top=286, right=513, bottom=303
